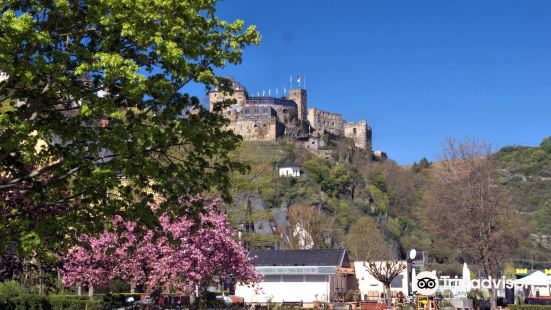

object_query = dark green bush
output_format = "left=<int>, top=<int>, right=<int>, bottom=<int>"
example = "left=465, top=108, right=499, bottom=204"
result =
left=15, top=295, right=49, bottom=309
left=0, top=294, right=107, bottom=310
left=100, top=292, right=142, bottom=308
left=510, top=305, right=551, bottom=310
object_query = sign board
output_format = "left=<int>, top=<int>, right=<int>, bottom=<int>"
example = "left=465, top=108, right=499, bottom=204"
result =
left=256, top=266, right=337, bottom=275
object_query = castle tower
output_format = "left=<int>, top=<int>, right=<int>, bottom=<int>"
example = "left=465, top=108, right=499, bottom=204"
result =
left=344, top=121, right=372, bottom=151
left=208, top=78, right=248, bottom=112
left=287, top=88, right=307, bottom=122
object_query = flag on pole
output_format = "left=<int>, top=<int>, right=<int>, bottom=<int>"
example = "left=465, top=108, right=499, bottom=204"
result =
left=268, top=89, right=271, bottom=96
left=290, top=75, right=292, bottom=82
left=297, top=75, right=301, bottom=83
left=284, top=87, right=287, bottom=94
left=276, top=88, right=279, bottom=96
left=262, top=90, right=265, bottom=96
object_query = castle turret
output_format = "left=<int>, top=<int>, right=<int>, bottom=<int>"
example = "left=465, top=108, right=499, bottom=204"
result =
left=287, top=88, right=307, bottom=122
left=208, top=77, right=248, bottom=112
left=344, top=120, right=372, bottom=151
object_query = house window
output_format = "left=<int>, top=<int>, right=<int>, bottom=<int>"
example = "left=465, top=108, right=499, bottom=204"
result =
left=390, top=275, right=404, bottom=288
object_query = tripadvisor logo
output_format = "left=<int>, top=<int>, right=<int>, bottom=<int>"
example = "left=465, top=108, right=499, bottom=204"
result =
left=415, top=273, right=530, bottom=296
left=416, top=271, right=439, bottom=295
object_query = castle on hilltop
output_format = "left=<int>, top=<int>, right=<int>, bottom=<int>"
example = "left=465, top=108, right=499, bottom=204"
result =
left=208, top=78, right=372, bottom=152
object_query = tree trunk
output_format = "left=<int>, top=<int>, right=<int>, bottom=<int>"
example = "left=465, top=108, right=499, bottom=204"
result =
left=77, top=284, right=82, bottom=296
left=130, top=281, right=136, bottom=294
left=490, top=285, right=498, bottom=310
left=88, top=283, right=94, bottom=298
left=384, top=284, right=391, bottom=305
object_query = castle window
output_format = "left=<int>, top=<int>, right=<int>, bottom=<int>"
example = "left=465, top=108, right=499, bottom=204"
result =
left=254, top=108, right=258, bottom=114
left=283, top=109, right=288, bottom=113
left=353, top=128, right=357, bottom=134
left=244, top=109, right=250, bottom=114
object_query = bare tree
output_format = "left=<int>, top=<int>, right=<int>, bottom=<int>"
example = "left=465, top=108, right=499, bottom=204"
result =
left=344, top=216, right=393, bottom=261
left=422, top=138, right=520, bottom=310
left=287, top=204, right=335, bottom=249
left=364, top=261, right=406, bottom=303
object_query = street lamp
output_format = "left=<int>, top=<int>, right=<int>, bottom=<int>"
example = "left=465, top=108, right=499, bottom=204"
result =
left=407, top=249, right=417, bottom=297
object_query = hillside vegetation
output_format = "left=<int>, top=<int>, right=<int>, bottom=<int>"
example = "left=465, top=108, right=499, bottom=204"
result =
left=494, top=137, right=551, bottom=237
left=223, top=135, right=551, bottom=272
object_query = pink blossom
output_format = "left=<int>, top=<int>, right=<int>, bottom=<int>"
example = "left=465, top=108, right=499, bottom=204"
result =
left=61, top=197, right=261, bottom=294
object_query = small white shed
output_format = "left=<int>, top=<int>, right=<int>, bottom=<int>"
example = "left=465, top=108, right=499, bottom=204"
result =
left=278, top=165, right=301, bottom=177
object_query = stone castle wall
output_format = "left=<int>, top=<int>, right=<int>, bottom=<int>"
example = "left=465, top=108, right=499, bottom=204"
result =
left=344, top=121, right=372, bottom=151
left=209, top=90, right=247, bottom=112
left=307, top=108, right=344, bottom=136
left=227, top=118, right=284, bottom=141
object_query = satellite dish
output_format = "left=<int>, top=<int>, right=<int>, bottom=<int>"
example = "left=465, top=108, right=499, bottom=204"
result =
left=409, top=249, right=417, bottom=260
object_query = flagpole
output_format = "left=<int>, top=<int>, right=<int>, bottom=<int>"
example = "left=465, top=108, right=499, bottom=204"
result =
left=289, top=75, right=292, bottom=91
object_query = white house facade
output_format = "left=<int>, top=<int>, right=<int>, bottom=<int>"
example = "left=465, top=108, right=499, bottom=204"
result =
left=236, top=249, right=356, bottom=306
left=353, top=261, right=409, bottom=301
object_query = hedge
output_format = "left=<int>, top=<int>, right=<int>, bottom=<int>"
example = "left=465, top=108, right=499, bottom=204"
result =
left=509, top=305, right=551, bottom=310
left=1, top=294, right=107, bottom=310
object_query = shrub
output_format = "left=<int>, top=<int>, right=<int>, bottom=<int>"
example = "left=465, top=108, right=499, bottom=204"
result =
left=510, top=305, right=551, bottom=310
left=467, top=288, right=487, bottom=310
left=0, top=280, right=25, bottom=304
left=0, top=294, right=108, bottom=310
left=14, top=294, right=49, bottom=309
left=442, top=289, right=454, bottom=298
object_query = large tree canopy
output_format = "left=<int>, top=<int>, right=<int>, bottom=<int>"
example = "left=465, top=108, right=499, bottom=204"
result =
left=0, top=0, right=259, bottom=253
left=62, top=198, right=261, bottom=296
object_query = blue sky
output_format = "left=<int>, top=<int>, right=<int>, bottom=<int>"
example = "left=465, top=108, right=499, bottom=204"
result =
left=188, top=0, right=551, bottom=165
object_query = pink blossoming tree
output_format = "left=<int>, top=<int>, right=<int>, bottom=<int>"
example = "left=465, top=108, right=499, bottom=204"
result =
left=61, top=198, right=260, bottom=296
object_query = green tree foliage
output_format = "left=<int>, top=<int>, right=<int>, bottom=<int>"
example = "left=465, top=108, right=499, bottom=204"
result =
left=344, top=216, right=391, bottom=260
left=365, top=184, right=389, bottom=214
left=368, top=166, right=387, bottom=192
left=303, top=159, right=330, bottom=183
left=540, top=136, right=551, bottom=154
left=321, top=163, right=356, bottom=198
left=532, top=200, right=551, bottom=235
left=0, top=0, right=259, bottom=251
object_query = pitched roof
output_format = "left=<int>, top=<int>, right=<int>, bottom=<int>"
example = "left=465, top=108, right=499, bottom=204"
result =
left=250, top=249, right=349, bottom=267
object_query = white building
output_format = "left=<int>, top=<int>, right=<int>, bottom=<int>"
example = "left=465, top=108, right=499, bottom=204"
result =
left=278, top=165, right=301, bottom=177
left=354, top=261, right=409, bottom=301
left=0, top=71, right=8, bottom=83
left=236, top=249, right=356, bottom=306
